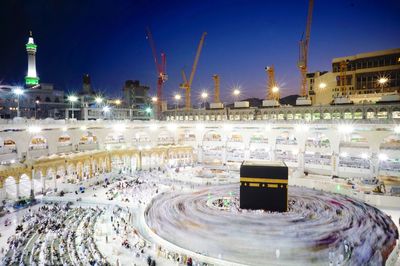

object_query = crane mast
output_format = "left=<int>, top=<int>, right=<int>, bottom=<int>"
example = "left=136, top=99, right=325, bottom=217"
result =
left=212, top=74, right=220, bottom=103
left=146, top=27, right=167, bottom=117
left=180, top=32, right=207, bottom=110
left=265, top=66, right=277, bottom=100
left=298, top=0, right=314, bottom=97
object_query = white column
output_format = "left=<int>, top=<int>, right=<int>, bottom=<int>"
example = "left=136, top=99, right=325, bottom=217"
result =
left=31, top=169, right=35, bottom=198
left=54, top=174, right=57, bottom=191
left=16, top=181, right=20, bottom=199
left=41, top=173, right=45, bottom=193
left=0, top=186, right=6, bottom=202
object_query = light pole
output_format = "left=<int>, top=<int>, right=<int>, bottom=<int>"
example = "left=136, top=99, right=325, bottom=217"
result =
left=151, top=97, right=158, bottom=119
left=13, top=87, right=24, bottom=117
left=272, top=86, right=279, bottom=100
left=174, top=94, right=181, bottom=117
left=102, top=105, right=110, bottom=119
left=233, top=88, right=240, bottom=102
left=201, top=92, right=208, bottom=109
left=378, top=77, right=388, bottom=93
left=95, top=96, right=103, bottom=106
left=115, top=99, right=121, bottom=107
left=68, top=95, right=78, bottom=119
left=35, top=100, right=40, bottom=119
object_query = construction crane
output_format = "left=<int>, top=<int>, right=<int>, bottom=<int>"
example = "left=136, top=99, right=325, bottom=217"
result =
left=297, top=0, right=314, bottom=97
left=212, top=75, right=220, bottom=103
left=265, top=66, right=279, bottom=101
left=180, top=32, right=207, bottom=110
left=146, top=27, right=167, bottom=117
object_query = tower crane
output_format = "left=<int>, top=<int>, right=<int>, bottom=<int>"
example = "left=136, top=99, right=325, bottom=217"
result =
left=146, top=27, right=167, bottom=117
left=180, top=32, right=207, bottom=110
left=297, top=0, right=314, bottom=99
left=212, top=74, right=220, bottom=103
left=265, top=66, right=278, bottom=101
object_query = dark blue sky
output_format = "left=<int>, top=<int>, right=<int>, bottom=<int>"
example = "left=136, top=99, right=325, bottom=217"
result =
left=0, top=0, right=399, bottom=102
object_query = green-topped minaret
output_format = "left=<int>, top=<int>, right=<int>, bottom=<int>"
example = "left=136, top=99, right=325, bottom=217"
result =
left=25, top=31, right=40, bottom=86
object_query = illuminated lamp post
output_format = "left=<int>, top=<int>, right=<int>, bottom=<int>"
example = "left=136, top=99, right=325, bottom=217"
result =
left=68, top=95, right=78, bottom=119
left=377, top=77, right=388, bottom=93
left=201, top=91, right=208, bottom=109
left=13, top=87, right=24, bottom=117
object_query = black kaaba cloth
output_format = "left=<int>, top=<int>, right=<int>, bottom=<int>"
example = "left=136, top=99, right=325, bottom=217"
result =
left=240, top=160, right=288, bottom=212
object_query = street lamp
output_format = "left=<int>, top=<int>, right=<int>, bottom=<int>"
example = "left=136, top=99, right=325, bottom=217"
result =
left=102, top=105, right=110, bottom=119
left=145, top=107, right=152, bottom=115
left=174, top=94, right=181, bottom=109
left=152, top=97, right=158, bottom=103
left=13, top=87, right=24, bottom=117
left=233, top=88, right=240, bottom=102
left=68, top=95, right=78, bottom=119
left=319, top=82, right=327, bottom=89
left=95, top=96, right=103, bottom=105
left=35, top=100, right=40, bottom=119
left=115, top=99, right=121, bottom=106
left=201, top=91, right=208, bottom=109
left=377, top=77, right=389, bottom=93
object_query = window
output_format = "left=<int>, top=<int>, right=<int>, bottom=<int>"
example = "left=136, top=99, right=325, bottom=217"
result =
left=313, top=113, right=320, bottom=120
left=354, top=112, right=363, bottom=119
left=294, top=113, right=302, bottom=120
left=332, top=112, right=341, bottom=119
left=377, top=111, right=387, bottom=119
left=344, top=112, right=352, bottom=119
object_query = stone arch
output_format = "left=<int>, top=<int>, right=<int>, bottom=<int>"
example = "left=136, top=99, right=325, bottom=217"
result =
left=45, top=167, right=57, bottom=191
left=0, top=137, right=17, bottom=153
left=4, top=176, right=17, bottom=200
left=157, top=130, right=174, bottom=145
left=304, top=132, right=332, bottom=173
left=29, top=135, right=48, bottom=150
left=275, top=131, right=298, bottom=166
left=249, top=133, right=271, bottom=160
left=58, top=134, right=72, bottom=146
left=19, top=174, right=31, bottom=198
left=338, top=133, right=370, bottom=174
left=105, top=132, right=125, bottom=144
left=32, top=168, right=44, bottom=195
left=111, top=154, right=124, bottom=173
left=201, top=130, right=224, bottom=166
left=226, top=132, right=245, bottom=164
left=306, top=132, right=331, bottom=149
left=276, top=131, right=297, bottom=145
left=378, top=134, right=400, bottom=179
left=79, top=131, right=97, bottom=144
left=178, top=129, right=196, bottom=143
left=202, top=130, right=222, bottom=142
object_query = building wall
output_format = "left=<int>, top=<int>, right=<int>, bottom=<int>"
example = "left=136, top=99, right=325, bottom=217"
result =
left=308, top=48, right=400, bottom=104
left=123, top=80, right=150, bottom=109
left=0, top=120, right=399, bottom=181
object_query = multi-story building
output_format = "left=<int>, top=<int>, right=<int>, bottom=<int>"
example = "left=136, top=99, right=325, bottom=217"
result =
left=122, top=80, right=150, bottom=109
left=308, top=48, right=400, bottom=105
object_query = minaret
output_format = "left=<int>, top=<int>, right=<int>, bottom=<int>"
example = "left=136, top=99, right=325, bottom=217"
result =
left=25, top=31, right=40, bottom=86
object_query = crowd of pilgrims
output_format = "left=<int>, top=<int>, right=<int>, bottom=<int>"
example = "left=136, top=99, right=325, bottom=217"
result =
left=1, top=203, right=109, bottom=266
left=0, top=167, right=212, bottom=266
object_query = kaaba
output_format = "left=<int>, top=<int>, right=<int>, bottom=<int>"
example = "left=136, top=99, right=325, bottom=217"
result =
left=240, top=160, right=288, bottom=212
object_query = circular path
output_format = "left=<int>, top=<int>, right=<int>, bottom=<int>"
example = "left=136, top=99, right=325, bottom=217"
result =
left=145, top=184, right=398, bottom=265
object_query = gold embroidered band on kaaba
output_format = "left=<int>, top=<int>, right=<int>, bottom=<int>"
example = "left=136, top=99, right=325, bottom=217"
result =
left=240, top=177, right=288, bottom=188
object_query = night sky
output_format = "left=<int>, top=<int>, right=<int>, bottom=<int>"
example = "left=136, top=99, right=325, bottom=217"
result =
left=1, top=0, right=399, bottom=103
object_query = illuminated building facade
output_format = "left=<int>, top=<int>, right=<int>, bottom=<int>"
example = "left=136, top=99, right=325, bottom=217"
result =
left=308, top=48, right=400, bottom=105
